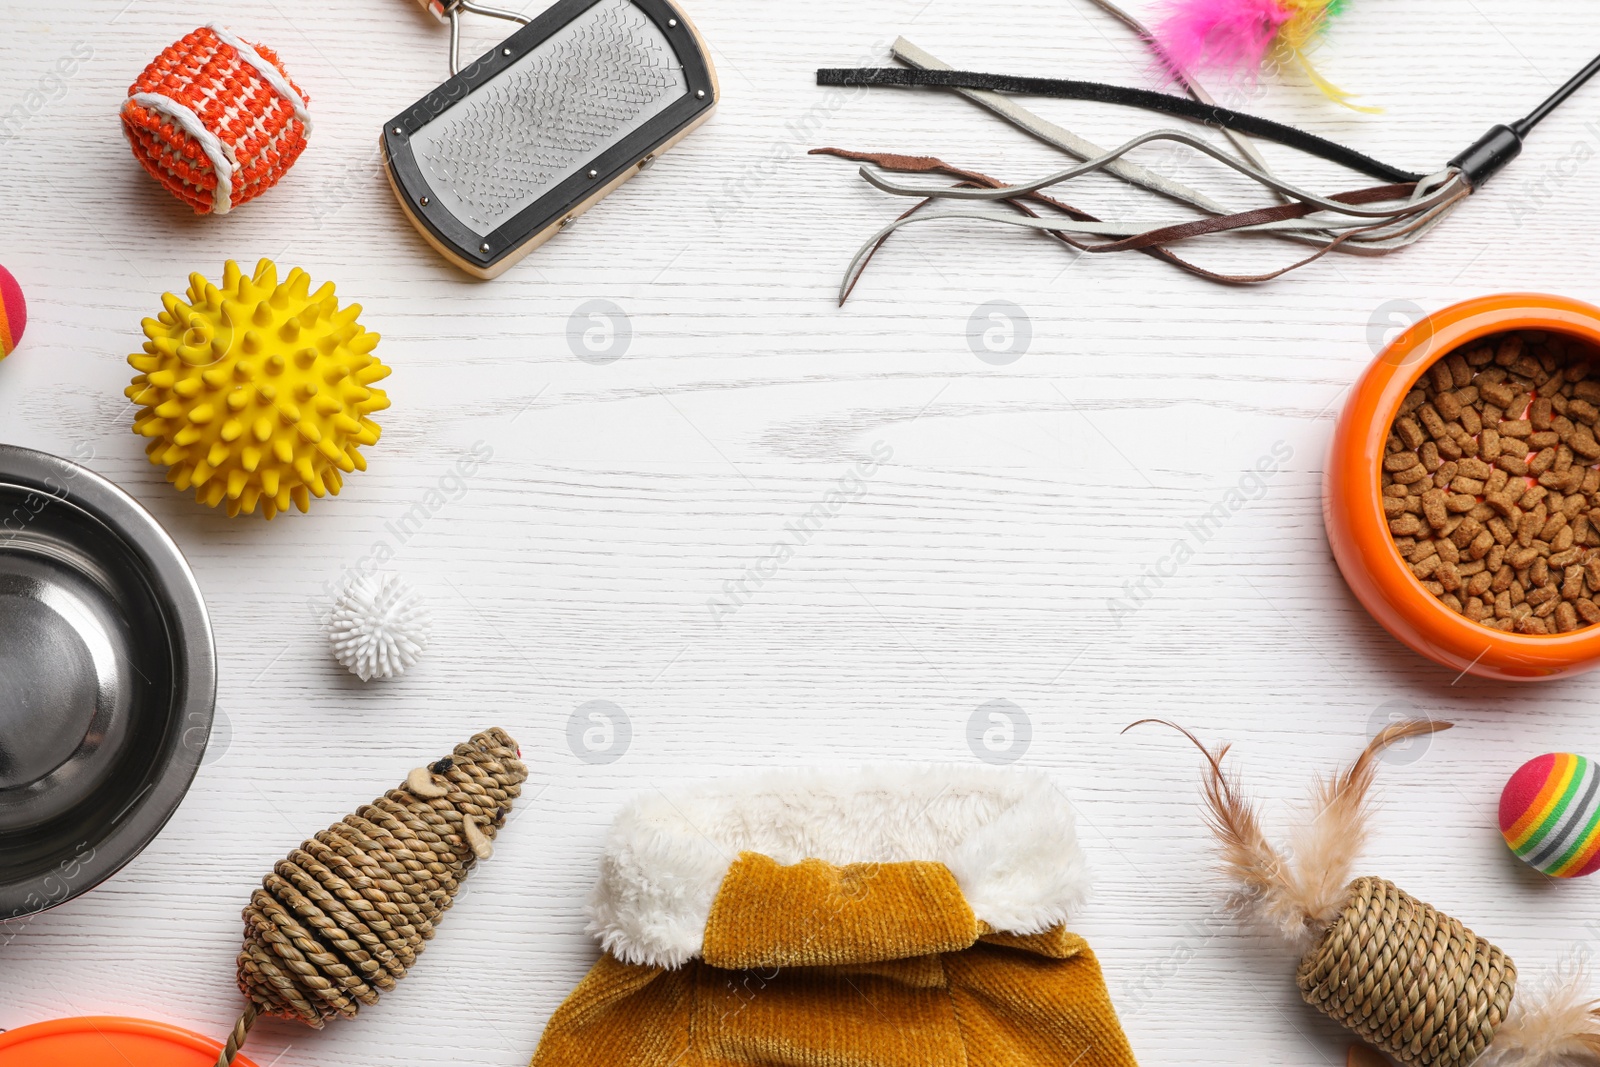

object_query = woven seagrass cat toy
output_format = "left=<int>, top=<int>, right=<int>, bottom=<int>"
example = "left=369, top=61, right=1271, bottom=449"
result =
left=1139, top=719, right=1600, bottom=1067
left=215, top=727, right=527, bottom=1066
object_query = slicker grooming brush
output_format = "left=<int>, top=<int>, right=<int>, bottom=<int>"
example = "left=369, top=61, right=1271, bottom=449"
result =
left=385, top=0, right=718, bottom=279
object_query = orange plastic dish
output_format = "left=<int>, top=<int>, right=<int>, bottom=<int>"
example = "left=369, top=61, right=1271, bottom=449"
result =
left=0, top=1016, right=259, bottom=1067
left=1325, top=292, right=1600, bottom=682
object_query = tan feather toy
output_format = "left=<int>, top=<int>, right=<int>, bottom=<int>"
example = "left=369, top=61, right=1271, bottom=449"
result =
left=1135, top=719, right=1600, bottom=1067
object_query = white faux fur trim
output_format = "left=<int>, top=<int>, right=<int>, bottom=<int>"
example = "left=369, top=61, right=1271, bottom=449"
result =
left=584, top=765, right=1089, bottom=969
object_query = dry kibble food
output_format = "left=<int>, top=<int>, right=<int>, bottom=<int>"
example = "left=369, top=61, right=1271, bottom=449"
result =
left=1383, top=330, right=1600, bottom=635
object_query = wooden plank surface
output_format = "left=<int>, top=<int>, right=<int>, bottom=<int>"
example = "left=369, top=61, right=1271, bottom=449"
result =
left=2, top=1, right=1599, bottom=1064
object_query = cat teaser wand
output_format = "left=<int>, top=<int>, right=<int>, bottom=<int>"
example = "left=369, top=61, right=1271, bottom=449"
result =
left=814, top=50, right=1600, bottom=296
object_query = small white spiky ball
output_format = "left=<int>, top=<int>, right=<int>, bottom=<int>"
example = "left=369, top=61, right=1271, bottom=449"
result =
left=327, top=572, right=430, bottom=681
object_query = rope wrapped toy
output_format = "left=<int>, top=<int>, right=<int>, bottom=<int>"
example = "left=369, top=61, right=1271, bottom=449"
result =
left=216, top=727, right=527, bottom=1067
left=1139, top=719, right=1600, bottom=1067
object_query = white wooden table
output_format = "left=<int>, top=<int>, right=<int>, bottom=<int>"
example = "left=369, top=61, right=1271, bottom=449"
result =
left=3, top=1, right=1599, bottom=1063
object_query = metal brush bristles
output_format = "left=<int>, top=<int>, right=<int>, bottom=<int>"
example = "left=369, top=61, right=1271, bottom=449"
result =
left=410, top=0, right=687, bottom=234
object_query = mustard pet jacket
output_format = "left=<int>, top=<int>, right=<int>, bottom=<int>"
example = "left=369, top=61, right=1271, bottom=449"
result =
left=531, top=766, right=1140, bottom=1067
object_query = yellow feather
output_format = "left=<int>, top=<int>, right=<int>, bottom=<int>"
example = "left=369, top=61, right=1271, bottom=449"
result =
left=1275, top=0, right=1380, bottom=113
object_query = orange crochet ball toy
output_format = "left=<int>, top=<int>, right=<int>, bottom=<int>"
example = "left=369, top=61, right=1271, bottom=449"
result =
left=121, top=24, right=311, bottom=215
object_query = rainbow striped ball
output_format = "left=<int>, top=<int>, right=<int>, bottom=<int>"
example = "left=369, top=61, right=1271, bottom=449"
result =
left=1500, top=753, right=1600, bottom=878
left=0, top=264, right=24, bottom=359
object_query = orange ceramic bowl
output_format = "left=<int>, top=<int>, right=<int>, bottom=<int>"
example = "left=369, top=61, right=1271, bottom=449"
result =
left=1325, top=292, right=1600, bottom=682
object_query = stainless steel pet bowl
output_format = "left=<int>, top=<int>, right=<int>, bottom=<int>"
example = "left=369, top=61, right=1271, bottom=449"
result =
left=0, top=443, right=214, bottom=920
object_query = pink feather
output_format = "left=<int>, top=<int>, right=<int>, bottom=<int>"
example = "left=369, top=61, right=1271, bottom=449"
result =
left=1151, top=0, right=1293, bottom=79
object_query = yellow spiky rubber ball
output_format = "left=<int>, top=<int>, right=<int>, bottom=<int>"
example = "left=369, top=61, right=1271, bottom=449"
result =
left=126, top=259, right=389, bottom=519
